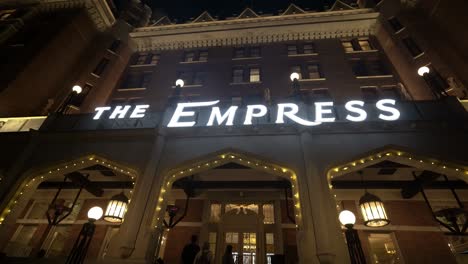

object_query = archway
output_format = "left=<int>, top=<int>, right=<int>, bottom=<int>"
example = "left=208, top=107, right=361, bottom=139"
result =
left=0, top=154, right=138, bottom=261
left=326, top=147, right=468, bottom=264
left=150, top=150, right=303, bottom=264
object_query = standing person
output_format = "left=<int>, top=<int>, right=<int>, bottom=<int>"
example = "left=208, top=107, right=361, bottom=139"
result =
left=222, top=245, right=235, bottom=264
left=193, top=242, right=214, bottom=264
left=181, top=235, right=200, bottom=264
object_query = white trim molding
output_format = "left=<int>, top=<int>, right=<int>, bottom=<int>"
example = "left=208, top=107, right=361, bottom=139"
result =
left=131, top=9, right=379, bottom=51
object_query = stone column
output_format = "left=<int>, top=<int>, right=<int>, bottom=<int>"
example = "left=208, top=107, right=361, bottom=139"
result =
left=104, top=133, right=166, bottom=263
left=299, top=131, right=349, bottom=264
left=273, top=199, right=284, bottom=254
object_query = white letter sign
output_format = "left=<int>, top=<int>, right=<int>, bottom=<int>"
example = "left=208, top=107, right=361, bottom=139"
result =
left=376, top=99, right=400, bottom=121
left=345, top=100, right=367, bottom=122
left=167, top=101, right=220, bottom=127
left=207, top=106, right=238, bottom=126
left=244, top=105, right=268, bottom=125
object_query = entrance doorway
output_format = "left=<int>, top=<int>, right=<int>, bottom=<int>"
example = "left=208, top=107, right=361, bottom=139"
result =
left=225, top=232, right=256, bottom=264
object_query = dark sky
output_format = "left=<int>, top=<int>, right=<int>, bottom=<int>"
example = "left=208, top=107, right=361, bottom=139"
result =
left=143, top=0, right=342, bottom=22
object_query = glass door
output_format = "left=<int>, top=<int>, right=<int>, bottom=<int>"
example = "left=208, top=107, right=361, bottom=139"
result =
left=225, top=232, right=257, bottom=264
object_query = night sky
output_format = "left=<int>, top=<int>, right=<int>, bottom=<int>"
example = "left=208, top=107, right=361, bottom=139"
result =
left=143, top=0, right=343, bottom=22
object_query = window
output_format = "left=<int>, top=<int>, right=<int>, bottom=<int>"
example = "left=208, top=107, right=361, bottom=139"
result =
left=133, top=53, right=159, bottom=65
left=361, top=86, right=379, bottom=101
left=263, top=204, right=275, bottom=224
left=287, top=45, right=298, bottom=55
left=249, top=67, right=261, bottom=82
left=149, top=53, right=160, bottom=64
left=402, top=37, right=423, bottom=57
left=233, top=68, right=244, bottom=83
left=342, top=38, right=374, bottom=52
left=290, top=66, right=302, bottom=79
left=266, top=233, right=275, bottom=264
left=92, top=58, right=110, bottom=76
left=381, top=85, right=401, bottom=99
left=210, top=203, right=221, bottom=222
left=199, top=51, right=208, bottom=61
left=388, top=17, right=404, bottom=32
left=358, top=39, right=372, bottom=51
left=311, top=88, right=331, bottom=101
left=303, top=43, right=315, bottom=54
left=367, top=233, right=403, bottom=264
left=351, top=59, right=389, bottom=76
left=208, top=232, right=217, bottom=253
left=108, top=39, right=121, bottom=52
left=251, top=47, right=260, bottom=57
left=307, top=64, right=322, bottom=79
left=184, top=51, right=195, bottom=62
left=70, top=84, right=93, bottom=107
left=234, top=48, right=245, bottom=58
left=122, top=72, right=152, bottom=89
left=4, top=225, right=37, bottom=257
left=342, top=41, right=354, bottom=52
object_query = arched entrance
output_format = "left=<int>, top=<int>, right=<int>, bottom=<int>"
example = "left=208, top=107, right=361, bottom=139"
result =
left=327, top=147, right=468, bottom=264
left=0, top=154, right=138, bottom=261
left=150, top=151, right=303, bottom=264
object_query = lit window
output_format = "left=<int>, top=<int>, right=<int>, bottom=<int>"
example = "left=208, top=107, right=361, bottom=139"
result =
left=225, top=232, right=239, bottom=263
left=388, top=17, right=404, bottom=32
left=249, top=68, right=260, bottom=82
left=263, top=204, right=275, bottom=224
left=184, top=51, right=195, bottom=62
left=341, top=41, right=354, bottom=52
left=234, top=48, right=245, bottom=58
left=266, top=233, right=274, bottom=264
left=250, top=47, right=260, bottom=57
left=93, top=58, right=110, bottom=76
left=402, top=37, right=423, bottom=57
left=210, top=204, right=221, bottom=222
left=290, top=66, right=302, bottom=79
left=303, top=43, right=315, bottom=54
left=287, top=45, right=298, bottom=55
left=307, top=64, right=322, bottom=79
left=209, top=232, right=217, bottom=253
left=199, top=51, right=208, bottom=61
left=367, top=233, right=403, bottom=264
left=233, top=68, right=244, bottom=83
left=358, top=39, right=372, bottom=51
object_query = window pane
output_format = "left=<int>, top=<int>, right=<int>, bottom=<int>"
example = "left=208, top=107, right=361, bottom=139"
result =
left=199, top=51, right=208, bottom=61
left=342, top=41, right=354, bottom=52
left=93, top=58, right=110, bottom=76
left=307, top=64, right=321, bottom=79
left=287, top=45, right=298, bottom=55
left=402, top=37, right=423, bottom=57
left=368, top=233, right=403, bottom=264
left=184, top=52, right=195, bottom=62
left=303, top=43, right=315, bottom=54
left=233, top=68, right=244, bottom=83
left=388, top=17, right=404, bottom=32
left=249, top=68, right=260, bottom=82
left=209, top=232, right=217, bottom=253
left=234, top=48, right=245, bottom=58
left=358, top=39, right=372, bottom=51
left=361, top=87, right=379, bottom=100
left=135, top=53, right=148, bottom=65
left=149, top=53, right=160, bottom=64
left=250, top=47, right=260, bottom=57
left=263, top=204, right=275, bottom=224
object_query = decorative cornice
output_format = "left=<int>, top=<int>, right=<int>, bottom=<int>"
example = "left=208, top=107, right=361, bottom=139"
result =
left=38, top=0, right=115, bottom=31
left=131, top=9, right=379, bottom=51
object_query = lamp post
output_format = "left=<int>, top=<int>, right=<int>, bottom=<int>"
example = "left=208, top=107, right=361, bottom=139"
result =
left=65, top=206, right=103, bottom=264
left=417, top=66, right=449, bottom=99
left=169, top=79, right=184, bottom=106
left=339, top=210, right=367, bottom=264
left=57, top=85, right=82, bottom=114
left=103, top=192, right=129, bottom=223
left=289, top=72, right=301, bottom=100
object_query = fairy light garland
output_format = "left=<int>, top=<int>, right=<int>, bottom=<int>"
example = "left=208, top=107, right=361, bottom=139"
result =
left=152, top=153, right=302, bottom=229
left=0, top=155, right=138, bottom=225
left=327, top=150, right=468, bottom=191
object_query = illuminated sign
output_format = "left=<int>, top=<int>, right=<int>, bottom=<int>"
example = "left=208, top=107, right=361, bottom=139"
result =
left=93, top=99, right=400, bottom=127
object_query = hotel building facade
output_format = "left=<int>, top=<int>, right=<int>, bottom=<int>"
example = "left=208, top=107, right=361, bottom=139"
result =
left=0, top=0, right=467, bottom=263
